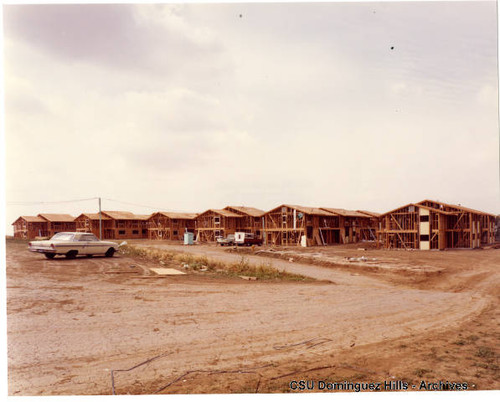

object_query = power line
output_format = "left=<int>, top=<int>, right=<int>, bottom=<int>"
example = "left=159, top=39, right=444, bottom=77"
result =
left=102, top=198, right=178, bottom=212
left=7, top=197, right=98, bottom=205
left=7, top=196, right=190, bottom=213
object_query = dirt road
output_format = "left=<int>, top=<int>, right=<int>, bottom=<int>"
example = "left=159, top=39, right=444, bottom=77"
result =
left=6, top=240, right=499, bottom=394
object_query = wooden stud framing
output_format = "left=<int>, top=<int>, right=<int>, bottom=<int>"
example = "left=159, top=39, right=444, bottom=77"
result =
left=12, top=216, right=49, bottom=239
left=195, top=209, right=244, bottom=243
left=147, top=212, right=197, bottom=241
left=377, top=200, right=496, bottom=250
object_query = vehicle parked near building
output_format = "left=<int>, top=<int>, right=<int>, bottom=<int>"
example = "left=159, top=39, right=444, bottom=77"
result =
left=216, top=234, right=235, bottom=246
left=235, top=232, right=262, bottom=246
left=28, top=232, right=120, bottom=259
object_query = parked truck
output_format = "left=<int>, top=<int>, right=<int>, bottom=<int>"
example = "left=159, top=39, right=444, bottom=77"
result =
left=234, top=232, right=262, bottom=246
left=216, top=234, right=235, bottom=246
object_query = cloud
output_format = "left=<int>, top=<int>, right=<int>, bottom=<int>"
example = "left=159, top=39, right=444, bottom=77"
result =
left=3, top=3, right=227, bottom=82
left=3, top=2, right=499, bottom=235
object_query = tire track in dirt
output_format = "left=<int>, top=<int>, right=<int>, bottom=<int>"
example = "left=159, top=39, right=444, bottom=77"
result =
left=6, top=241, right=494, bottom=395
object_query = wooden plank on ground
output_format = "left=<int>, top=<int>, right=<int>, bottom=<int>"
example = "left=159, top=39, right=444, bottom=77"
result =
left=150, top=268, right=186, bottom=276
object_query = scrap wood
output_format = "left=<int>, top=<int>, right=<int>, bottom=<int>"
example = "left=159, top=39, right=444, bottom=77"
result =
left=239, top=275, right=257, bottom=281
left=150, top=268, right=186, bottom=276
left=154, top=363, right=273, bottom=394
left=110, top=351, right=173, bottom=395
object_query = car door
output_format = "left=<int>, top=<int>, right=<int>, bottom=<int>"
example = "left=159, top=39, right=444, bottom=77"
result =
left=73, top=233, right=88, bottom=254
left=81, top=233, right=104, bottom=254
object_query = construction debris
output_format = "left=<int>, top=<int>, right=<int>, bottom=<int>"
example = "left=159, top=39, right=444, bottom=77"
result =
left=345, top=256, right=378, bottom=262
left=239, top=276, right=257, bottom=281
left=150, top=268, right=186, bottom=276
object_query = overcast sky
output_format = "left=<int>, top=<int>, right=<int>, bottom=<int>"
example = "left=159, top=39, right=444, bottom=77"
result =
left=3, top=1, right=499, bottom=234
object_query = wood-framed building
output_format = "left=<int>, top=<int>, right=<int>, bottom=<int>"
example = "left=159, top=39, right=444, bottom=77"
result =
left=12, top=216, right=49, bottom=239
left=101, top=211, right=150, bottom=239
left=195, top=209, right=243, bottom=242
left=319, top=208, right=379, bottom=243
left=262, top=205, right=380, bottom=246
left=147, top=212, right=198, bottom=240
left=75, top=213, right=113, bottom=239
left=377, top=200, right=496, bottom=250
left=37, top=214, right=76, bottom=237
left=262, top=205, right=339, bottom=246
left=357, top=210, right=382, bottom=240
left=224, top=206, right=265, bottom=237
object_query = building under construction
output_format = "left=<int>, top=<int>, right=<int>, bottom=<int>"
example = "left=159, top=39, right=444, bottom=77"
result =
left=224, top=206, right=265, bottom=237
left=147, top=212, right=197, bottom=240
left=100, top=211, right=150, bottom=239
left=195, top=209, right=243, bottom=242
left=262, top=205, right=338, bottom=246
left=262, top=205, right=380, bottom=246
left=37, top=214, right=76, bottom=238
left=75, top=213, right=113, bottom=239
left=10, top=199, right=496, bottom=247
left=12, top=216, right=49, bottom=239
left=319, top=208, right=379, bottom=243
left=377, top=200, right=497, bottom=250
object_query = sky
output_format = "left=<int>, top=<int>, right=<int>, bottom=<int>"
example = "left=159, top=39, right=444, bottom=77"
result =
left=2, top=1, right=499, bottom=234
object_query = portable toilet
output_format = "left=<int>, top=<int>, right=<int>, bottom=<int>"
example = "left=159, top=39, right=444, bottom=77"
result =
left=184, top=232, right=194, bottom=245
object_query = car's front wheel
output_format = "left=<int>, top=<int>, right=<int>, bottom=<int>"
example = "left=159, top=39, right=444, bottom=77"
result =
left=105, top=248, right=115, bottom=258
left=44, top=253, right=56, bottom=259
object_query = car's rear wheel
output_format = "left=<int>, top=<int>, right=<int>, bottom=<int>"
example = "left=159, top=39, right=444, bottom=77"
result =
left=105, top=248, right=115, bottom=258
left=65, top=250, right=78, bottom=259
left=44, top=253, right=56, bottom=259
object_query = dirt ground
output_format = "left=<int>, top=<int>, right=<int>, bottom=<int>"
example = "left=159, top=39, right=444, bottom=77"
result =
left=6, top=239, right=499, bottom=395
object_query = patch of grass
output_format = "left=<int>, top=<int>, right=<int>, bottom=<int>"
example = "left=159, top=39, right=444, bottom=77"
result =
left=121, top=245, right=311, bottom=281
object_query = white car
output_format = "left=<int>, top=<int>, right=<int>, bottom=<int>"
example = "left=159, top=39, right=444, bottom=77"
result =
left=29, top=232, right=120, bottom=259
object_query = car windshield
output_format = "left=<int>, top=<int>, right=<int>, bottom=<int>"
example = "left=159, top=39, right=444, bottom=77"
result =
left=50, top=233, right=74, bottom=241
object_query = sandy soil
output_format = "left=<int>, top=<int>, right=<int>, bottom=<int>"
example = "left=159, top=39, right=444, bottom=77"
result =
left=6, top=239, right=499, bottom=395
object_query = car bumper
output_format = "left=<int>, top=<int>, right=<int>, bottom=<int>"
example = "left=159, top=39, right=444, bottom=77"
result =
left=29, top=247, right=56, bottom=253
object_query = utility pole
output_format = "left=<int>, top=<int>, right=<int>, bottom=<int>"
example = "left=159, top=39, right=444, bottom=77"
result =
left=99, top=197, right=102, bottom=240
